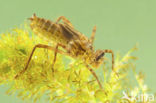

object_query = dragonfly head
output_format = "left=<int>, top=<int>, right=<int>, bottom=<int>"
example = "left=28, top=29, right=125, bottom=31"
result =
left=89, top=50, right=105, bottom=68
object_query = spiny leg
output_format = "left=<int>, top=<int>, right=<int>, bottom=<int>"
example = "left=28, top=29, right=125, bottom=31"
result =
left=86, top=64, right=102, bottom=89
left=51, top=43, right=66, bottom=74
left=15, top=44, right=68, bottom=79
left=55, top=16, right=73, bottom=27
left=90, top=26, right=96, bottom=44
left=51, top=44, right=58, bottom=73
left=103, top=49, right=119, bottom=77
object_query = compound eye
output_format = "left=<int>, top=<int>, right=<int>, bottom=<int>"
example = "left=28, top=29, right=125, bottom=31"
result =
left=95, top=52, right=104, bottom=61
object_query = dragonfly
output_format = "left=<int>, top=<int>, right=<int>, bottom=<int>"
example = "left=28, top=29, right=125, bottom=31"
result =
left=15, top=14, right=118, bottom=89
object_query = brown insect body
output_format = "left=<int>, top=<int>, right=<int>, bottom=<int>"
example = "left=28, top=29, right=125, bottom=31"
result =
left=30, top=15, right=103, bottom=68
left=15, top=14, right=117, bottom=89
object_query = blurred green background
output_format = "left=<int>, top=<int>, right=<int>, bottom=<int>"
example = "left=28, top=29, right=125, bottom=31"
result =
left=0, top=0, right=156, bottom=102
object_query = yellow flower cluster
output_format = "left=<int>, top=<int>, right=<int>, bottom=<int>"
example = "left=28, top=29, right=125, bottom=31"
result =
left=0, top=25, right=154, bottom=103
